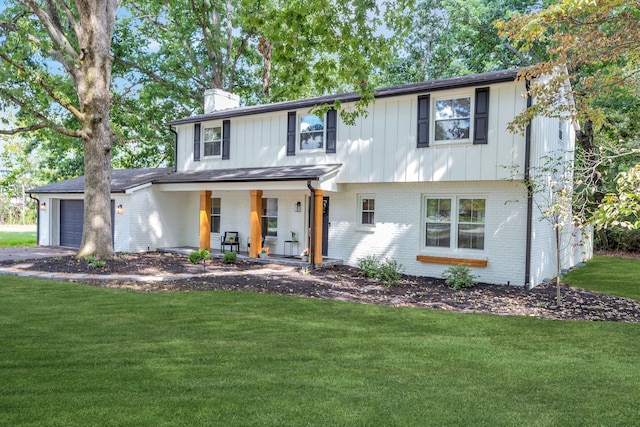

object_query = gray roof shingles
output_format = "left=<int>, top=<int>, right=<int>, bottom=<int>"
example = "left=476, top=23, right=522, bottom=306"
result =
left=28, top=164, right=342, bottom=194
left=166, top=68, right=521, bottom=126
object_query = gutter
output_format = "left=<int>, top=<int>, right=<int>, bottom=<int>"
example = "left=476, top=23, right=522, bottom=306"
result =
left=307, top=180, right=316, bottom=270
left=29, top=194, right=40, bottom=246
left=524, top=80, right=533, bottom=289
left=169, top=126, right=178, bottom=172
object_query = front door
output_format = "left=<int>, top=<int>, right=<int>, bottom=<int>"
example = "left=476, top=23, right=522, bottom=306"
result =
left=322, top=197, right=329, bottom=256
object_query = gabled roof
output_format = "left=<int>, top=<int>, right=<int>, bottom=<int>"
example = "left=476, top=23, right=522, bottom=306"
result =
left=167, top=68, right=521, bottom=126
left=28, top=168, right=174, bottom=194
left=154, top=164, right=342, bottom=184
left=28, top=164, right=342, bottom=194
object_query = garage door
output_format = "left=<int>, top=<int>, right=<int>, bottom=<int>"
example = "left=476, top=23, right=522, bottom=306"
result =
left=60, top=200, right=84, bottom=247
left=59, top=200, right=115, bottom=248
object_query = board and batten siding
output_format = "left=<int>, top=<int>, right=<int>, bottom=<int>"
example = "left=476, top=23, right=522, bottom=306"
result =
left=175, top=81, right=528, bottom=184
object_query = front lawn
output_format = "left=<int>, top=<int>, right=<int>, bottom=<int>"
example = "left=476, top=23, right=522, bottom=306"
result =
left=563, top=255, right=640, bottom=300
left=1, top=276, right=639, bottom=426
left=0, top=231, right=37, bottom=247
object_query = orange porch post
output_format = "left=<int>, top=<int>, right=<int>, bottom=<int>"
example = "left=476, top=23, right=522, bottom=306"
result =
left=249, top=190, right=263, bottom=258
left=199, top=190, right=212, bottom=250
left=313, top=189, right=324, bottom=264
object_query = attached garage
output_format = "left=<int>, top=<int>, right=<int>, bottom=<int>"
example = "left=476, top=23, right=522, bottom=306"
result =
left=59, top=200, right=116, bottom=248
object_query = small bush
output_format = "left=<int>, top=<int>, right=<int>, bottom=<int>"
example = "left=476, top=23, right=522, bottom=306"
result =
left=357, top=255, right=404, bottom=286
left=223, top=251, right=237, bottom=264
left=442, top=264, right=477, bottom=290
left=357, top=255, right=380, bottom=278
left=378, top=258, right=404, bottom=287
left=189, top=249, right=209, bottom=264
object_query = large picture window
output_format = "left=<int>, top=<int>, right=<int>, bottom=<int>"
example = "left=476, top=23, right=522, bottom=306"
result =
left=203, top=126, right=222, bottom=157
left=210, top=198, right=221, bottom=233
left=300, top=114, right=324, bottom=150
left=425, top=198, right=451, bottom=247
left=434, top=96, right=471, bottom=141
left=261, top=198, right=278, bottom=236
left=424, top=197, right=485, bottom=250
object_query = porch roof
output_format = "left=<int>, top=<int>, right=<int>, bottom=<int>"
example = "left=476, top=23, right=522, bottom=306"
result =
left=153, top=164, right=342, bottom=184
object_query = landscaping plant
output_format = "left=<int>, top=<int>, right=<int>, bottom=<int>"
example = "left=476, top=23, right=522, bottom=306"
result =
left=223, top=251, right=237, bottom=264
left=442, top=264, right=477, bottom=290
left=188, top=249, right=211, bottom=272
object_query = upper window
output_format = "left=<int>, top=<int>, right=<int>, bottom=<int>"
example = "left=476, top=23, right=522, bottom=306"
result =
left=424, top=197, right=485, bottom=250
left=434, top=96, right=471, bottom=142
left=261, top=198, right=278, bottom=236
left=203, top=126, right=222, bottom=157
left=359, top=196, right=375, bottom=226
left=300, top=114, right=324, bottom=150
left=210, top=198, right=221, bottom=233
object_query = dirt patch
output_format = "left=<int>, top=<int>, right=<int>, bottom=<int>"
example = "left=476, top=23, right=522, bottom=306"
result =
left=2, top=252, right=639, bottom=323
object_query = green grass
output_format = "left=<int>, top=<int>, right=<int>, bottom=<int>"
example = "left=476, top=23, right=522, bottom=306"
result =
left=563, top=255, right=640, bottom=300
left=0, top=231, right=37, bottom=247
left=1, top=276, right=639, bottom=426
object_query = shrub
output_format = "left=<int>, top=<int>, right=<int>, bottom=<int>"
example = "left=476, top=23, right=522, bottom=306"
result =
left=223, top=251, right=237, bottom=264
left=357, top=255, right=404, bottom=286
left=189, top=249, right=211, bottom=271
left=357, top=255, right=380, bottom=278
left=442, top=264, right=477, bottom=290
left=378, top=258, right=404, bottom=287
left=84, top=255, right=106, bottom=268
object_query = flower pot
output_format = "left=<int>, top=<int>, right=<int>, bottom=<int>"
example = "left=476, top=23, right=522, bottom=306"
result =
left=301, top=255, right=308, bottom=262
left=259, top=253, right=268, bottom=259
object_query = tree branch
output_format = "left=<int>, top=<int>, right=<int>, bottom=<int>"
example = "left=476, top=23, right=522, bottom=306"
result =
left=20, top=0, right=79, bottom=70
left=0, top=52, right=84, bottom=120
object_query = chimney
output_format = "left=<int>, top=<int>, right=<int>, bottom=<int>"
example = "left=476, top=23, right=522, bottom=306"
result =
left=204, top=88, right=240, bottom=114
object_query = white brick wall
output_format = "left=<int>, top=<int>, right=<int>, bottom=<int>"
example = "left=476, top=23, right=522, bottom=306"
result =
left=328, top=181, right=529, bottom=286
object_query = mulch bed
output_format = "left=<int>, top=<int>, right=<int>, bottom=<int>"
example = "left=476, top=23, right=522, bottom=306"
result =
left=3, top=252, right=639, bottom=323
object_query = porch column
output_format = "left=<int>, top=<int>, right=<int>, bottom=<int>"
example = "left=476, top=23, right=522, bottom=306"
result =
left=249, top=190, right=263, bottom=258
left=199, top=190, right=212, bottom=250
left=313, top=189, right=324, bottom=264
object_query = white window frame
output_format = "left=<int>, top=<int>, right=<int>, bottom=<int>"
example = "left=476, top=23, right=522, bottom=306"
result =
left=358, top=195, right=376, bottom=227
left=210, top=197, right=221, bottom=234
left=203, top=125, right=222, bottom=157
left=432, top=90, right=474, bottom=145
left=299, top=113, right=325, bottom=151
left=422, top=196, right=486, bottom=251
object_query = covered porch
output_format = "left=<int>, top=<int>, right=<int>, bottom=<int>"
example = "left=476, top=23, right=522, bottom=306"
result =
left=153, top=164, right=342, bottom=265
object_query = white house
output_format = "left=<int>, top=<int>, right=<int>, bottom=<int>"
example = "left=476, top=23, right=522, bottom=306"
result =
left=29, top=69, right=592, bottom=287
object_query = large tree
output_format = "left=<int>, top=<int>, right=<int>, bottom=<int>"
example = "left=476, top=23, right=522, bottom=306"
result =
left=0, top=0, right=119, bottom=258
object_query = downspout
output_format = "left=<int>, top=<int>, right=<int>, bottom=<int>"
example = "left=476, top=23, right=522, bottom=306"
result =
left=524, top=80, right=533, bottom=289
left=307, top=180, right=316, bottom=270
left=169, top=125, right=178, bottom=172
left=29, top=194, right=40, bottom=246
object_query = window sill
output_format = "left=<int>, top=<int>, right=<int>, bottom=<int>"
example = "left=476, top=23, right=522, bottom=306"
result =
left=356, top=225, right=376, bottom=233
left=416, top=254, right=488, bottom=267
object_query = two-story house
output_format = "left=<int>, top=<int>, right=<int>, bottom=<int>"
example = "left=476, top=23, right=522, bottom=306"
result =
left=29, top=69, right=592, bottom=287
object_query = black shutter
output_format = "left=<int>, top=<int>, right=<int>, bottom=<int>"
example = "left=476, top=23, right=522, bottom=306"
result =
left=417, top=95, right=430, bottom=148
left=194, top=123, right=201, bottom=161
left=474, top=87, right=490, bottom=145
left=326, top=109, right=337, bottom=153
left=287, top=111, right=296, bottom=156
left=222, top=119, right=230, bottom=160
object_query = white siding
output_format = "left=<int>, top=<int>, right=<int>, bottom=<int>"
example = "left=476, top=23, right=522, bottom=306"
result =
left=175, top=81, right=528, bottom=184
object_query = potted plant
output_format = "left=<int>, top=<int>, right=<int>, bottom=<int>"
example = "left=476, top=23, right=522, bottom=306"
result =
left=259, top=247, right=271, bottom=259
left=300, top=248, right=310, bottom=262
left=291, top=231, right=297, bottom=242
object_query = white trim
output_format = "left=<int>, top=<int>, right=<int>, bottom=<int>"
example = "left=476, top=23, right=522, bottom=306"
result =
left=431, top=89, right=475, bottom=145
left=125, top=182, right=152, bottom=194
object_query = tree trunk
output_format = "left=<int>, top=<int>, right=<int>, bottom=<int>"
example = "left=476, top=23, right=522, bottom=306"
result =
left=75, top=1, right=118, bottom=260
